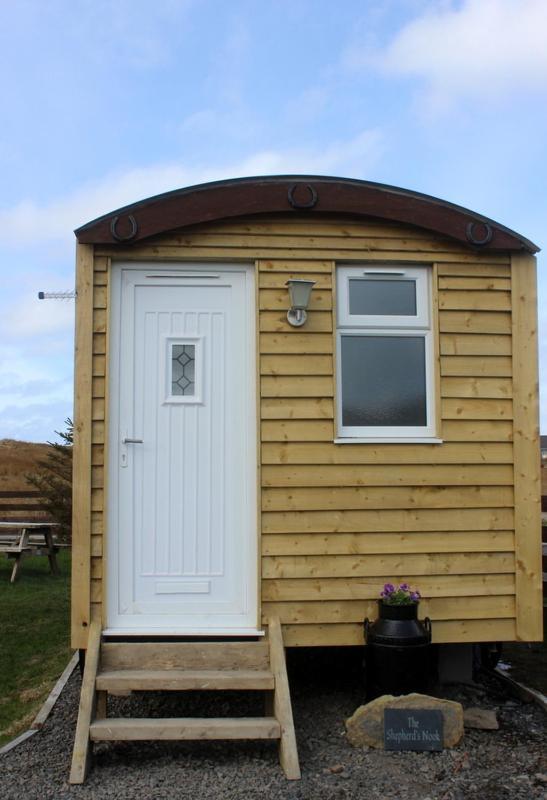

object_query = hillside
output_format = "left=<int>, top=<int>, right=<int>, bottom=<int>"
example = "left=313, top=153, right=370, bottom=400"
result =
left=0, top=439, right=51, bottom=491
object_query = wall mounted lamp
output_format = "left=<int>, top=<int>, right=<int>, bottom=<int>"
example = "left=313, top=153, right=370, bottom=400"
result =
left=285, top=279, right=316, bottom=327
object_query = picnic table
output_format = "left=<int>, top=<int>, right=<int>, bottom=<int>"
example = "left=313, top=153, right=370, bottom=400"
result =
left=0, top=522, right=60, bottom=583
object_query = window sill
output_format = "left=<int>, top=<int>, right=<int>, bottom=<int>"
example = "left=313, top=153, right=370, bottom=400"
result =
left=334, top=437, right=444, bottom=445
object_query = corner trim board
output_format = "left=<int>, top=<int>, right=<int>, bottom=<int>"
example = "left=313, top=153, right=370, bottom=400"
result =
left=71, top=243, right=94, bottom=649
left=511, top=253, right=542, bottom=641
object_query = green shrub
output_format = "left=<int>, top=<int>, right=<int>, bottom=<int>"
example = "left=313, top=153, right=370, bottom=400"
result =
left=27, top=419, right=72, bottom=542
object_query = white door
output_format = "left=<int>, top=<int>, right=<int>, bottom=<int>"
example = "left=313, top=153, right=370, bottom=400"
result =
left=107, top=265, right=257, bottom=634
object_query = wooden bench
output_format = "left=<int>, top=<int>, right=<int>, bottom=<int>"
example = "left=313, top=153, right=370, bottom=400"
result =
left=0, top=522, right=61, bottom=583
left=0, top=490, right=64, bottom=582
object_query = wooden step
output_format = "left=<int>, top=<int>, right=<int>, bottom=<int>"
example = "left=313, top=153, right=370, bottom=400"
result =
left=100, top=641, right=270, bottom=671
left=70, top=619, right=300, bottom=784
left=96, top=668, right=275, bottom=691
left=89, top=717, right=281, bottom=741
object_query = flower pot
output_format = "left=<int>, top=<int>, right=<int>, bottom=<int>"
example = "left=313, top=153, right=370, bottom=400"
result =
left=364, top=600, right=432, bottom=697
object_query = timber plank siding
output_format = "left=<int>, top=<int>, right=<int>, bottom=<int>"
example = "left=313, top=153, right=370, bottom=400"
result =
left=71, top=178, right=542, bottom=649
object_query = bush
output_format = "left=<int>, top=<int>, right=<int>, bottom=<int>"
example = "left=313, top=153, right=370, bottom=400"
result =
left=27, top=419, right=73, bottom=542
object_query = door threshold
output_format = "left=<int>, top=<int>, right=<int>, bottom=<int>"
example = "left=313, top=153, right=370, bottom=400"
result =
left=102, top=628, right=265, bottom=638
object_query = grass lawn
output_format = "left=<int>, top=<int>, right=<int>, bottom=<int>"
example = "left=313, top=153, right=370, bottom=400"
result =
left=0, top=549, right=72, bottom=746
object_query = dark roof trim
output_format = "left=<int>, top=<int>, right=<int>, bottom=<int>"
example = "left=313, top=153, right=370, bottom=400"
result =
left=74, top=175, right=539, bottom=253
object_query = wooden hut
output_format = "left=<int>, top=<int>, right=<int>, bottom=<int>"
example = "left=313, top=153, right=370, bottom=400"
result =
left=69, top=176, right=542, bottom=781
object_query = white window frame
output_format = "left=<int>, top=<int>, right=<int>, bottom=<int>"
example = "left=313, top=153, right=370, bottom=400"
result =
left=335, top=265, right=437, bottom=442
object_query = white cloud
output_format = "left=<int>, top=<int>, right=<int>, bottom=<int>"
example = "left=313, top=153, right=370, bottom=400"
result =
left=0, top=131, right=384, bottom=248
left=352, top=0, right=547, bottom=108
left=0, top=343, right=73, bottom=442
left=0, top=401, right=73, bottom=443
left=0, top=374, right=63, bottom=399
left=285, top=86, right=330, bottom=123
left=0, top=132, right=386, bottom=441
left=179, top=109, right=219, bottom=134
left=44, top=0, right=195, bottom=71
left=0, top=343, right=72, bottom=390
left=178, top=106, right=262, bottom=144
left=2, top=295, right=74, bottom=338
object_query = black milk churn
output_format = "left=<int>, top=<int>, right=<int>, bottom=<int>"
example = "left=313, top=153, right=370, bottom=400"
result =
left=364, top=601, right=432, bottom=697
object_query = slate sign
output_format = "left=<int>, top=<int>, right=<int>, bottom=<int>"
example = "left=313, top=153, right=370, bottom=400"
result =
left=384, top=709, right=443, bottom=751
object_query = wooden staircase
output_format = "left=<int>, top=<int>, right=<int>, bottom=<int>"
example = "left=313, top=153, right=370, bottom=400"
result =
left=69, top=618, right=300, bottom=783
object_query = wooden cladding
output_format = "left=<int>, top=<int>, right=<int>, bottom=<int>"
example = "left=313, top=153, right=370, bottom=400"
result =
left=252, top=243, right=521, bottom=646
left=262, top=486, right=514, bottom=511
left=72, top=214, right=542, bottom=649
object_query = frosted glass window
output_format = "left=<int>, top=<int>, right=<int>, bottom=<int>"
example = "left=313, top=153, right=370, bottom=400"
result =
left=336, top=265, right=435, bottom=439
left=172, top=344, right=195, bottom=396
left=348, top=279, right=417, bottom=316
left=341, top=336, right=427, bottom=427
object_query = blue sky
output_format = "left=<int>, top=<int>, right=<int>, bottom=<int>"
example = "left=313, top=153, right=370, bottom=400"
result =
left=0, top=0, right=546, bottom=441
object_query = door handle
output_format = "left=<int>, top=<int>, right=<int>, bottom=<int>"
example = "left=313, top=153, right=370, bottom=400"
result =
left=121, top=437, right=143, bottom=467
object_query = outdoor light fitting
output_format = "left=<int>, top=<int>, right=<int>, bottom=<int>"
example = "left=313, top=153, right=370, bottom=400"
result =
left=285, top=279, right=316, bottom=327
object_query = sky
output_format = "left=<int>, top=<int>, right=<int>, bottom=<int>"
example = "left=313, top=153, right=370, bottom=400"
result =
left=0, top=0, right=546, bottom=442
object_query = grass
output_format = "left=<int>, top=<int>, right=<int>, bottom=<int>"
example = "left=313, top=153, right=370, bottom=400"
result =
left=0, top=549, right=71, bottom=746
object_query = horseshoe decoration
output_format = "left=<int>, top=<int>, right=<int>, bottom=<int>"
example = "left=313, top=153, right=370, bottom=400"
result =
left=110, top=214, right=138, bottom=242
left=288, top=183, right=318, bottom=209
left=466, top=221, right=493, bottom=246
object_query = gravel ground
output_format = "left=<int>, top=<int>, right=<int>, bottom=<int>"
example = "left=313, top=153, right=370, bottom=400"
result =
left=2, top=648, right=546, bottom=800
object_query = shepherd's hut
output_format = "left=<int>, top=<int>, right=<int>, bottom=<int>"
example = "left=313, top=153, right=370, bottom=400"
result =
left=69, top=176, right=542, bottom=782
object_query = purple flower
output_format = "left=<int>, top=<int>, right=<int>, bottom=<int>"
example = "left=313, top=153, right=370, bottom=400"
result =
left=379, top=581, right=421, bottom=605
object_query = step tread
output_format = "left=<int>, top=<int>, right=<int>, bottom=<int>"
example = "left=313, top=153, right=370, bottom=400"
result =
left=100, top=641, right=270, bottom=671
left=96, top=668, right=275, bottom=691
left=89, top=716, right=281, bottom=741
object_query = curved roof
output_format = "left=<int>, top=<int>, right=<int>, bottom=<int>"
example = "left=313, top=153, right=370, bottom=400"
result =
left=75, top=175, right=539, bottom=253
